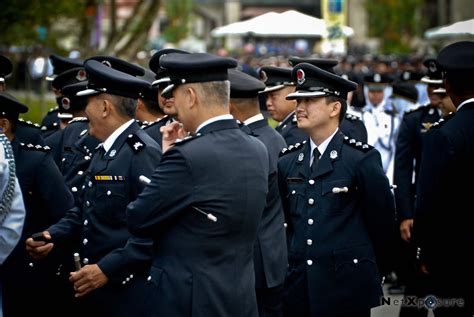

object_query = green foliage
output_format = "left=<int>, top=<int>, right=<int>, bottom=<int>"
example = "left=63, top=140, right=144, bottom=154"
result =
left=0, top=0, right=87, bottom=49
left=162, top=0, right=193, bottom=43
left=366, top=0, right=423, bottom=53
left=17, top=96, right=57, bottom=125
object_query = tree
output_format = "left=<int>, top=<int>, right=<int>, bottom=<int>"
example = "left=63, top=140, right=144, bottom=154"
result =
left=366, top=0, right=423, bottom=53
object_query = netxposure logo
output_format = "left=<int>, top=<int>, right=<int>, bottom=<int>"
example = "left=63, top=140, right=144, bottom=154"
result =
left=381, top=295, right=465, bottom=310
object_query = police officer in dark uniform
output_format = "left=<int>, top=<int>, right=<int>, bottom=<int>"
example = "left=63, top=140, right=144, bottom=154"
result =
left=41, top=54, right=84, bottom=136
left=259, top=66, right=303, bottom=146
left=228, top=69, right=288, bottom=317
left=126, top=53, right=269, bottom=317
left=288, top=56, right=368, bottom=143
left=414, top=41, right=474, bottom=317
left=0, top=92, right=76, bottom=317
left=26, top=59, right=162, bottom=317
left=391, top=61, right=443, bottom=312
left=278, top=63, right=396, bottom=317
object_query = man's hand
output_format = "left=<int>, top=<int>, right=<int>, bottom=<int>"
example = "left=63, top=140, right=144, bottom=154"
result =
left=25, top=231, right=54, bottom=260
left=400, top=219, right=414, bottom=242
left=160, top=121, right=187, bottom=152
left=69, top=264, right=108, bottom=298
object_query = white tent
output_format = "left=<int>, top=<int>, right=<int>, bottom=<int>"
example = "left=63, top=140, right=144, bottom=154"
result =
left=424, top=19, right=474, bottom=39
left=211, top=10, right=353, bottom=38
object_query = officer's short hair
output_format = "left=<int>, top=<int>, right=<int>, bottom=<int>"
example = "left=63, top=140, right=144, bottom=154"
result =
left=325, top=95, right=347, bottom=124
left=190, top=80, right=230, bottom=108
left=106, top=94, right=137, bottom=118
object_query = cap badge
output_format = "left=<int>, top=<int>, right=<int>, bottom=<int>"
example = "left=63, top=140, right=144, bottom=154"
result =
left=403, top=72, right=410, bottom=80
left=298, top=152, right=304, bottom=162
left=260, top=70, right=268, bottom=83
left=374, top=73, right=381, bottom=83
left=61, top=97, right=70, bottom=110
left=428, top=108, right=434, bottom=115
left=330, top=150, right=338, bottom=159
left=76, top=69, right=87, bottom=81
left=428, top=61, right=437, bottom=73
left=109, top=149, right=116, bottom=157
left=296, top=69, right=305, bottom=85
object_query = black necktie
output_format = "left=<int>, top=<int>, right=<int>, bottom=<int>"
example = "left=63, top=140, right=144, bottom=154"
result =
left=311, top=147, right=320, bottom=173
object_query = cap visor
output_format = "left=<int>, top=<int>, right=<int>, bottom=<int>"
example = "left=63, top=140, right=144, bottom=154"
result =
left=433, top=88, right=446, bottom=94
left=259, top=84, right=287, bottom=94
left=286, top=91, right=327, bottom=100
left=76, top=89, right=101, bottom=97
left=420, top=77, right=443, bottom=85
left=161, top=84, right=175, bottom=99
left=366, top=85, right=385, bottom=91
left=45, top=76, right=56, bottom=81
left=152, top=77, right=171, bottom=87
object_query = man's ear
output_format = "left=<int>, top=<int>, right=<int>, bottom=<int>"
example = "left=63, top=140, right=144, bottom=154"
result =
left=102, top=98, right=112, bottom=118
left=0, top=118, right=11, bottom=134
left=330, top=100, right=341, bottom=118
left=187, top=86, right=198, bottom=108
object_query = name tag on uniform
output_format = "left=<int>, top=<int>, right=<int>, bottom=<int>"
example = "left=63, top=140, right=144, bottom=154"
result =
left=286, top=177, right=304, bottom=184
left=94, top=175, right=126, bottom=181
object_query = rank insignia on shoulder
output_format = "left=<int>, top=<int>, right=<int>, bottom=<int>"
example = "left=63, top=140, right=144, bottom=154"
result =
left=431, top=112, right=455, bottom=129
left=174, top=133, right=202, bottom=146
left=20, top=143, right=51, bottom=152
left=343, top=136, right=372, bottom=152
left=279, top=140, right=307, bottom=157
left=126, top=134, right=147, bottom=153
left=95, top=175, right=126, bottom=181
left=18, top=118, right=41, bottom=128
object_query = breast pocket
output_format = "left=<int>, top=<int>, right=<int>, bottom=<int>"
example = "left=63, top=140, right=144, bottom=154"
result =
left=321, top=179, right=353, bottom=214
left=95, top=182, right=127, bottom=225
left=286, top=183, right=306, bottom=217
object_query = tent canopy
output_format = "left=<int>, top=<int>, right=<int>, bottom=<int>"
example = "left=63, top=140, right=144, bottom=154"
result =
left=424, top=19, right=474, bottom=39
left=211, top=10, right=354, bottom=38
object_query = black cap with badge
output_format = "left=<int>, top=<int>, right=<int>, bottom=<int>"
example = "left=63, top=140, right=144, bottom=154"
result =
left=436, top=41, right=474, bottom=72
left=286, top=63, right=357, bottom=100
left=0, top=92, right=28, bottom=121
left=47, top=54, right=83, bottom=81
left=0, top=55, right=13, bottom=84
left=58, top=82, right=89, bottom=114
left=149, top=48, right=189, bottom=88
left=421, top=58, right=443, bottom=85
left=76, top=60, right=151, bottom=100
left=52, top=67, right=88, bottom=91
left=159, top=52, right=238, bottom=98
left=228, top=69, right=266, bottom=99
left=258, top=66, right=294, bottom=94
left=390, top=81, right=418, bottom=103
left=363, top=73, right=391, bottom=91
left=86, top=56, right=145, bottom=77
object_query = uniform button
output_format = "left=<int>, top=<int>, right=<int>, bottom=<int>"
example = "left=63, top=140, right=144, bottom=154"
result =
left=130, top=274, right=134, bottom=279
left=83, top=238, right=88, bottom=245
left=307, top=259, right=313, bottom=266
left=71, top=187, right=78, bottom=192
left=83, top=219, right=88, bottom=226
left=29, top=262, right=34, bottom=267
left=61, top=158, right=66, bottom=162
left=283, top=222, right=288, bottom=228
left=77, top=171, right=83, bottom=175
left=308, top=218, right=314, bottom=225
left=83, top=258, right=89, bottom=265
left=308, top=198, right=314, bottom=205
left=147, top=276, right=152, bottom=281
left=88, top=181, right=92, bottom=187
left=307, top=239, right=313, bottom=246
left=126, top=277, right=130, bottom=282
left=122, top=280, right=126, bottom=285
left=308, top=179, right=315, bottom=185
left=291, top=190, right=296, bottom=195
left=86, top=201, right=90, bottom=207
left=107, top=190, right=112, bottom=196
left=353, top=258, right=358, bottom=264
left=84, top=155, right=91, bottom=160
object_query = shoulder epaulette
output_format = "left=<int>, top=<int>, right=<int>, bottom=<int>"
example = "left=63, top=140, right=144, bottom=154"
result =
left=20, top=143, right=51, bottom=152
left=431, top=112, right=455, bottom=129
left=174, top=133, right=203, bottom=146
left=343, top=136, right=373, bottom=152
left=345, top=113, right=361, bottom=121
left=47, top=106, right=59, bottom=114
left=40, top=122, right=60, bottom=131
left=279, top=140, right=307, bottom=157
left=126, top=133, right=147, bottom=153
left=18, top=118, right=41, bottom=128
left=68, top=117, right=88, bottom=124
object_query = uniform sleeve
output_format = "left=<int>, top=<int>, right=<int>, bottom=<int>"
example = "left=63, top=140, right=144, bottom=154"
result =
left=126, top=147, right=194, bottom=238
left=98, top=146, right=161, bottom=280
left=393, top=114, right=417, bottom=221
left=277, top=158, right=293, bottom=244
left=356, top=149, right=397, bottom=276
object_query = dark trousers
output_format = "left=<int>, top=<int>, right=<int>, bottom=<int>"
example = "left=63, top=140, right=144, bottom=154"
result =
left=256, top=284, right=284, bottom=317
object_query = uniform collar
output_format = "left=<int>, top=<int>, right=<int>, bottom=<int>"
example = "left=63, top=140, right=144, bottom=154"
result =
left=103, top=119, right=134, bottom=153
left=196, top=114, right=234, bottom=134
left=243, top=113, right=264, bottom=125
left=457, top=98, right=474, bottom=112
left=309, top=128, right=338, bottom=163
left=278, top=111, right=295, bottom=126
